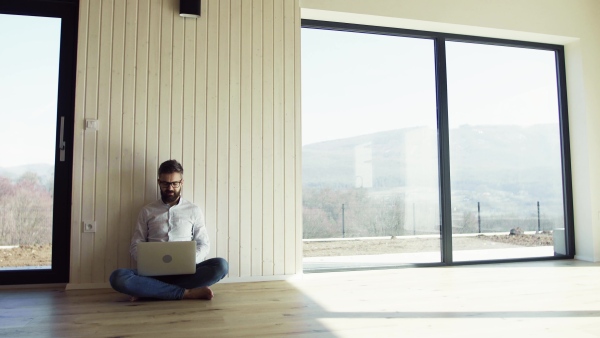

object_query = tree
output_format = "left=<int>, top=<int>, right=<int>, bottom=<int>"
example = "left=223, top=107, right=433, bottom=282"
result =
left=0, top=173, right=53, bottom=245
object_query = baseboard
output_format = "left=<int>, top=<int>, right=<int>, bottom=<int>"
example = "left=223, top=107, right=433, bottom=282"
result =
left=574, top=254, right=596, bottom=262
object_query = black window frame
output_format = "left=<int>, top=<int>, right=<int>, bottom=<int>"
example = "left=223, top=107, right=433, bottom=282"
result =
left=301, top=19, right=575, bottom=268
left=0, top=0, right=78, bottom=284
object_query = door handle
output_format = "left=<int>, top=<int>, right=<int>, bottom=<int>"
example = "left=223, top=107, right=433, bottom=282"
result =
left=59, top=116, right=66, bottom=162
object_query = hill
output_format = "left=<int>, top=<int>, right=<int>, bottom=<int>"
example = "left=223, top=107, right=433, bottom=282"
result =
left=0, top=163, right=54, bottom=185
left=303, top=124, right=562, bottom=191
left=302, top=124, right=565, bottom=224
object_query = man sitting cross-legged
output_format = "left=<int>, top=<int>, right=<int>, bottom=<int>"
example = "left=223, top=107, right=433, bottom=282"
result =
left=109, top=159, right=228, bottom=301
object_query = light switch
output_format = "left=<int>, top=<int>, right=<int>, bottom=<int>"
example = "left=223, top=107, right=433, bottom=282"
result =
left=83, top=221, right=96, bottom=233
left=85, top=119, right=99, bottom=131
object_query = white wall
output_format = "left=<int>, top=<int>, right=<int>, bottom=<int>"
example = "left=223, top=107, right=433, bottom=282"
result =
left=301, top=0, right=600, bottom=261
left=69, top=0, right=302, bottom=287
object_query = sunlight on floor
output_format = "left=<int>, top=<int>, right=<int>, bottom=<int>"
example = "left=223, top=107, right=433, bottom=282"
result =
left=289, top=262, right=600, bottom=337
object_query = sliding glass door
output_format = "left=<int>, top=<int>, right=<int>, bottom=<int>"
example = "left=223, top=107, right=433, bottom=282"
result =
left=0, top=0, right=77, bottom=284
left=301, top=20, right=574, bottom=271
left=446, top=42, right=567, bottom=262
left=301, top=28, right=441, bottom=271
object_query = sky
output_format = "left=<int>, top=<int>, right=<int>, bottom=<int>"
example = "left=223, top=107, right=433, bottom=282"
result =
left=301, top=28, right=560, bottom=146
left=0, top=14, right=61, bottom=167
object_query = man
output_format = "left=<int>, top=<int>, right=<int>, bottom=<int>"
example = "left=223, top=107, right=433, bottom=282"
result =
left=110, top=159, right=228, bottom=300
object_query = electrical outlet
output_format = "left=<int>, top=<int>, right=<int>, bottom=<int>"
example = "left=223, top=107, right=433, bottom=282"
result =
left=83, top=221, right=96, bottom=233
left=85, top=119, right=99, bottom=131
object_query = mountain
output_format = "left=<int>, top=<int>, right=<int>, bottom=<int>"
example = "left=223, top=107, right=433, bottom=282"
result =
left=0, top=163, right=54, bottom=183
left=302, top=124, right=564, bottom=199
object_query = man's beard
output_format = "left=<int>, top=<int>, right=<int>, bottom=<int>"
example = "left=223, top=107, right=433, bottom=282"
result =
left=161, top=189, right=181, bottom=204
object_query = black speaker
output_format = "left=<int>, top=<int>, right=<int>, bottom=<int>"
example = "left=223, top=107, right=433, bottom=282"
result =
left=180, top=0, right=200, bottom=18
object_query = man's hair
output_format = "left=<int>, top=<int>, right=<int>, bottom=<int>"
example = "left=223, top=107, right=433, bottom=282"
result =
left=158, top=159, right=184, bottom=176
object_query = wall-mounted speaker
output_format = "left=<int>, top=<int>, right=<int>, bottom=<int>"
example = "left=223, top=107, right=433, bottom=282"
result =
left=180, top=0, right=200, bottom=18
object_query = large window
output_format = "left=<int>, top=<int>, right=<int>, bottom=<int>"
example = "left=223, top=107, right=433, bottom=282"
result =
left=0, top=0, right=78, bottom=285
left=446, top=42, right=566, bottom=261
left=301, top=21, right=573, bottom=271
left=302, top=28, right=441, bottom=271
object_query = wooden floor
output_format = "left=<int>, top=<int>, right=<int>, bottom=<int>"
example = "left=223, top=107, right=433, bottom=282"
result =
left=2, top=260, right=600, bottom=337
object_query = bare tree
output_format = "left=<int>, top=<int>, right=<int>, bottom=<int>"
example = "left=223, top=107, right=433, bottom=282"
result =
left=0, top=173, right=53, bottom=245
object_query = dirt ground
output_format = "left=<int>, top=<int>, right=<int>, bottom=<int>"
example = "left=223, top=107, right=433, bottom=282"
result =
left=0, top=233, right=553, bottom=267
left=303, top=233, right=554, bottom=257
left=0, top=244, right=52, bottom=267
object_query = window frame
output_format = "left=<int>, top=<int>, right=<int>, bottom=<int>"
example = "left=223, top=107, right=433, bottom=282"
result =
left=301, top=19, right=575, bottom=266
left=0, top=0, right=78, bottom=284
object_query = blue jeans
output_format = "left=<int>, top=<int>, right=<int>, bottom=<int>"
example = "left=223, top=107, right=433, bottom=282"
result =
left=109, top=257, right=229, bottom=300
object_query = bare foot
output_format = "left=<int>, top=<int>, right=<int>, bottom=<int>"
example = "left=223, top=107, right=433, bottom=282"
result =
left=182, top=286, right=214, bottom=300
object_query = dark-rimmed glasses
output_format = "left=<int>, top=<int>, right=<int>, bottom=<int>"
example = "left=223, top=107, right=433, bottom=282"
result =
left=158, top=180, right=182, bottom=189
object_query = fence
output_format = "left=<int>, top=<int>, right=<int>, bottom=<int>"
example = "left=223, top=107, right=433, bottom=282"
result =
left=303, top=201, right=564, bottom=239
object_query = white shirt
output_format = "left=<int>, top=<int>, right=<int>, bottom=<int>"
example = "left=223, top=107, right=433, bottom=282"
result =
left=129, top=197, right=210, bottom=263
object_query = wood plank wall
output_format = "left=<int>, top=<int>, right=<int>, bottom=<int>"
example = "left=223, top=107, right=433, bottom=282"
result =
left=70, top=0, right=301, bottom=286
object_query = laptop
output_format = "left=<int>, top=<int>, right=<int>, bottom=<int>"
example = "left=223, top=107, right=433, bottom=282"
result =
left=137, top=241, right=197, bottom=276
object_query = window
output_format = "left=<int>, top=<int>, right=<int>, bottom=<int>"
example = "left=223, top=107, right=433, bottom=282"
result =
left=0, top=0, right=78, bottom=284
left=446, top=42, right=566, bottom=261
left=301, top=21, right=573, bottom=271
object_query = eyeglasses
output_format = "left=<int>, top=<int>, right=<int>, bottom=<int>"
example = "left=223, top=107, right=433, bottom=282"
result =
left=158, top=180, right=182, bottom=189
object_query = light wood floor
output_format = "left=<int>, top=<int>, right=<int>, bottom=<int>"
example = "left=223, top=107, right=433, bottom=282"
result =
left=2, top=260, right=600, bottom=337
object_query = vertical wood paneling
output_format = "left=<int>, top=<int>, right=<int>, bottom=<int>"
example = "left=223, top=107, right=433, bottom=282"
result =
left=283, top=0, right=298, bottom=275
left=182, top=18, right=197, bottom=193
left=70, top=0, right=90, bottom=284
left=158, top=3, right=172, bottom=162
left=262, top=0, right=275, bottom=276
left=93, top=0, right=115, bottom=282
left=105, top=0, right=126, bottom=280
left=80, top=0, right=101, bottom=284
left=293, top=0, right=303, bottom=274
left=272, top=0, right=285, bottom=276
left=193, top=6, right=208, bottom=211
left=145, top=0, right=161, bottom=202
left=228, top=0, right=242, bottom=278
left=205, top=0, right=219, bottom=258
left=239, top=0, right=253, bottom=277
left=71, top=0, right=301, bottom=285
left=171, top=9, right=184, bottom=161
left=132, top=0, right=150, bottom=267
left=251, top=0, right=264, bottom=276
left=119, top=0, right=138, bottom=270
left=217, top=0, right=231, bottom=260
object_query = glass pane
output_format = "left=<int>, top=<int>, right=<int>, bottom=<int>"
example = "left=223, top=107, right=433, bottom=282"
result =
left=302, top=28, right=441, bottom=270
left=446, top=41, right=565, bottom=262
left=0, top=14, right=61, bottom=269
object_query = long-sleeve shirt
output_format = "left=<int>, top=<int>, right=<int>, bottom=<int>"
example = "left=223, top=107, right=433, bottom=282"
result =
left=129, top=197, right=209, bottom=264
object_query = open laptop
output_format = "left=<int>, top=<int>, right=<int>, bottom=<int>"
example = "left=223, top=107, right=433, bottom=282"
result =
left=137, top=241, right=196, bottom=276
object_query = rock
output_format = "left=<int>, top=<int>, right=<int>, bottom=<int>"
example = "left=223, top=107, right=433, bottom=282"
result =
left=509, top=227, right=524, bottom=236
